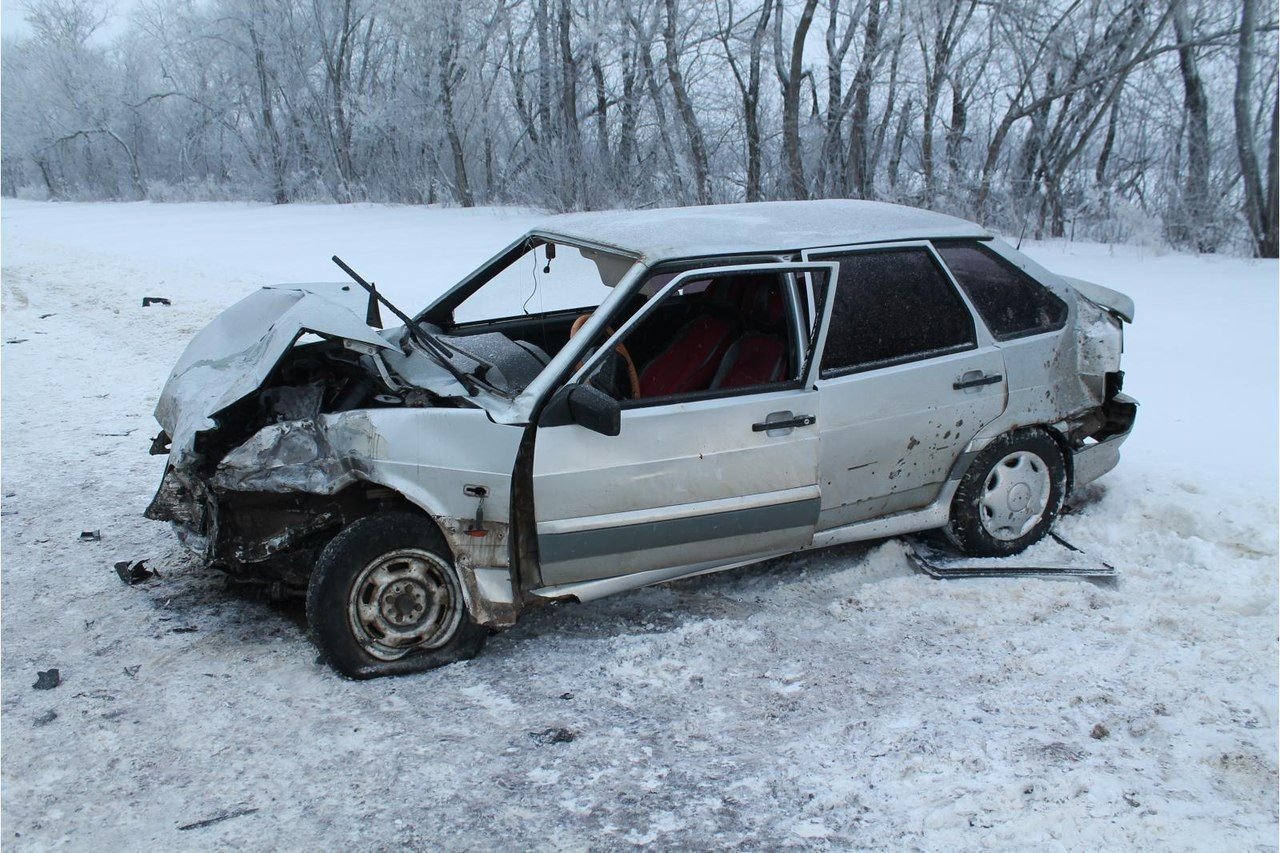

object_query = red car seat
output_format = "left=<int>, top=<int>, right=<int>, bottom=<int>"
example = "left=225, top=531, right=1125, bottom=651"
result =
left=715, top=283, right=788, bottom=389
left=637, top=281, right=739, bottom=397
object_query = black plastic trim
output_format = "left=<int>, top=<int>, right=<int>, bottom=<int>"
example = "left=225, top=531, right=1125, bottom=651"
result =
left=539, top=497, right=821, bottom=564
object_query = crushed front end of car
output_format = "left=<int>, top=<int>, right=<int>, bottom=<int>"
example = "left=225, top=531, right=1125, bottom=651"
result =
left=146, top=283, right=404, bottom=595
left=143, top=280, right=536, bottom=602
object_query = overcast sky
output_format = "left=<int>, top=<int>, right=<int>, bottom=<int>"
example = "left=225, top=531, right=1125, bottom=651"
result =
left=2, top=0, right=139, bottom=41
left=2, top=0, right=31, bottom=38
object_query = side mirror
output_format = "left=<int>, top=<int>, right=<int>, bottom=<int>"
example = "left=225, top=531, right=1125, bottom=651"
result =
left=567, top=384, right=621, bottom=436
left=540, top=383, right=620, bottom=436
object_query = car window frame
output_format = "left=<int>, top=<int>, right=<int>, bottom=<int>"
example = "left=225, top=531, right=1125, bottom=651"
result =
left=930, top=238, right=1069, bottom=343
left=800, top=240, right=991, bottom=379
left=417, top=232, right=642, bottom=328
left=565, top=261, right=840, bottom=410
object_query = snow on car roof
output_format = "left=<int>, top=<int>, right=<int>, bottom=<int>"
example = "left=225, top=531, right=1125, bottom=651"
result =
left=534, top=199, right=991, bottom=262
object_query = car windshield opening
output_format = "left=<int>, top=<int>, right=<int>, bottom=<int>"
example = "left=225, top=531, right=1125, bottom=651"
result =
left=452, top=241, right=626, bottom=325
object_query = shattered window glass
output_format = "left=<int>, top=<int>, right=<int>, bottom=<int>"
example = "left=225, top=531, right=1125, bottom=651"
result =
left=813, top=247, right=975, bottom=375
left=935, top=242, right=1068, bottom=340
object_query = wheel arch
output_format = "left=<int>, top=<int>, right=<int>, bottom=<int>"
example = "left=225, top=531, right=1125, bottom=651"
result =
left=334, top=469, right=519, bottom=629
left=945, top=423, right=1069, bottom=556
left=949, top=422, right=1073, bottom=492
left=1040, top=423, right=1075, bottom=497
left=208, top=407, right=521, bottom=626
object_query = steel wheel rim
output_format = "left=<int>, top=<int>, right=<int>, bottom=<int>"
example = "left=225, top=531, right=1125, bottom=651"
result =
left=347, top=548, right=464, bottom=661
left=979, top=450, right=1052, bottom=542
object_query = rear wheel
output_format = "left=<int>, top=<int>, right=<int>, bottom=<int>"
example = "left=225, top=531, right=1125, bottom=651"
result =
left=306, top=512, right=486, bottom=679
left=946, top=429, right=1066, bottom=557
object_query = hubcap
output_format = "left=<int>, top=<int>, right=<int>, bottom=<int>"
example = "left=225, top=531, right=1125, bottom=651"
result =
left=979, top=451, right=1051, bottom=541
left=348, top=548, right=464, bottom=661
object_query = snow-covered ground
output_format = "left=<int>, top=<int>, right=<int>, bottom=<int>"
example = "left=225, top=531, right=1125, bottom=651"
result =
left=2, top=200, right=1276, bottom=850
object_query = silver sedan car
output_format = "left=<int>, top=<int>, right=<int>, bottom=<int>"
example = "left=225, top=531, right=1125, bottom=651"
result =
left=145, top=200, right=1136, bottom=678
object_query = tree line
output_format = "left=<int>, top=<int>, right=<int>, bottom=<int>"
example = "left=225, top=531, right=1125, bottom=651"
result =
left=2, top=0, right=1277, bottom=255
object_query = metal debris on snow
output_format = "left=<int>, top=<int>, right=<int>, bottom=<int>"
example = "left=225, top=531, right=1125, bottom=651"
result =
left=114, top=559, right=155, bottom=585
left=530, top=727, right=576, bottom=745
left=177, top=807, right=259, bottom=831
left=33, top=669, right=61, bottom=690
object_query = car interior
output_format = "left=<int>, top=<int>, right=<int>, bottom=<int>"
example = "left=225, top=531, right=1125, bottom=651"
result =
left=437, top=240, right=805, bottom=403
left=584, top=272, right=796, bottom=402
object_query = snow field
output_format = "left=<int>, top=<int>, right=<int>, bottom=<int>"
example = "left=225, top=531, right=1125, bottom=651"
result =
left=1, top=201, right=1275, bottom=850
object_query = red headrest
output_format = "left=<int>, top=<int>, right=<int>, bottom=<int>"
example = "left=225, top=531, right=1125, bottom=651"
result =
left=742, top=282, right=785, bottom=327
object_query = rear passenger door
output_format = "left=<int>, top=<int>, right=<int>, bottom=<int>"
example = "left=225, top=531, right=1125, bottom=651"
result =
left=802, top=242, right=1008, bottom=531
left=931, top=241, right=1070, bottom=420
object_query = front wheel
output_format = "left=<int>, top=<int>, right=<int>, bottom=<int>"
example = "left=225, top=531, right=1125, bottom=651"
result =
left=306, top=512, right=487, bottom=679
left=946, top=429, right=1067, bottom=557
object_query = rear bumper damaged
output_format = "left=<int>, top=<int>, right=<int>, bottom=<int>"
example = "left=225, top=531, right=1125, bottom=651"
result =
left=1070, top=391, right=1138, bottom=491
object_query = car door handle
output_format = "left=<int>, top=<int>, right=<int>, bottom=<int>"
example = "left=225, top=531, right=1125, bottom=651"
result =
left=953, top=373, right=1003, bottom=390
left=752, top=414, right=816, bottom=432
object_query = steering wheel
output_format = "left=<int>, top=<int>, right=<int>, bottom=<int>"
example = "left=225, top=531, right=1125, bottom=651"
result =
left=570, top=313, right=641, bottom=400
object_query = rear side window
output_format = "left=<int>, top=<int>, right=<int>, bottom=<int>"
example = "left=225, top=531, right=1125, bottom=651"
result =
left=812, top=247, right=976, bottom=376
left=934, top=242, right=1067, bottom=340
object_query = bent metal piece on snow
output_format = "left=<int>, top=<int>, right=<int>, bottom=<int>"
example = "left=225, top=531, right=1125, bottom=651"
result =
left=142, top=200, right=1137, bottom=678
left=902, top=532, right=1117, bottom=580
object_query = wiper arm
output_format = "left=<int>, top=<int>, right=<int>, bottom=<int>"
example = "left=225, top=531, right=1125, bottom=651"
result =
left=332, top=255, right=446, bottom=357
left=331, top=255, right=479, bottom=396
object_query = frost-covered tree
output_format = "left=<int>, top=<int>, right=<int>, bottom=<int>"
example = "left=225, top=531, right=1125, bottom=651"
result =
left=2, top=0, right=1276, bottom=254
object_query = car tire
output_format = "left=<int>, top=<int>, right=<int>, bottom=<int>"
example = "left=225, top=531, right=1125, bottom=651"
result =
left=306, top=511, right=487, bottom=679
left=945, top=428, right=1067, bottom=558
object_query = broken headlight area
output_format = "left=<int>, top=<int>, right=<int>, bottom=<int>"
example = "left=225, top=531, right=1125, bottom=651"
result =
left=147, top=339, right=442, bottom=596
left=145, top=465, right=216, bottom=553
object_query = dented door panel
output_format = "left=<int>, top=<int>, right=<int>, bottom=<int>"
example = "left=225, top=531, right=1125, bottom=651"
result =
left=813, top=347, right=1007, bottom=530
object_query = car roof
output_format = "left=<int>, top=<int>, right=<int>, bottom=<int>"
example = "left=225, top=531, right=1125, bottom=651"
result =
left=534, top=199, right=991, bottom=263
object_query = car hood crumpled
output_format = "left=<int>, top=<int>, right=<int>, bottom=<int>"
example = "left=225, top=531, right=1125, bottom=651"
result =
left=154, top=282, right=394, bottom=465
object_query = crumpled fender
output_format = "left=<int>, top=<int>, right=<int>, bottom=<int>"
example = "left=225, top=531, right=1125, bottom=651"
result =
left=212, top=418, right=365, bottom=494
left=211, top=408, right=522, bottom=519
left=211, top=407, right=526, bottom=626
left=1061, top=275, right=1135, bottom=323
